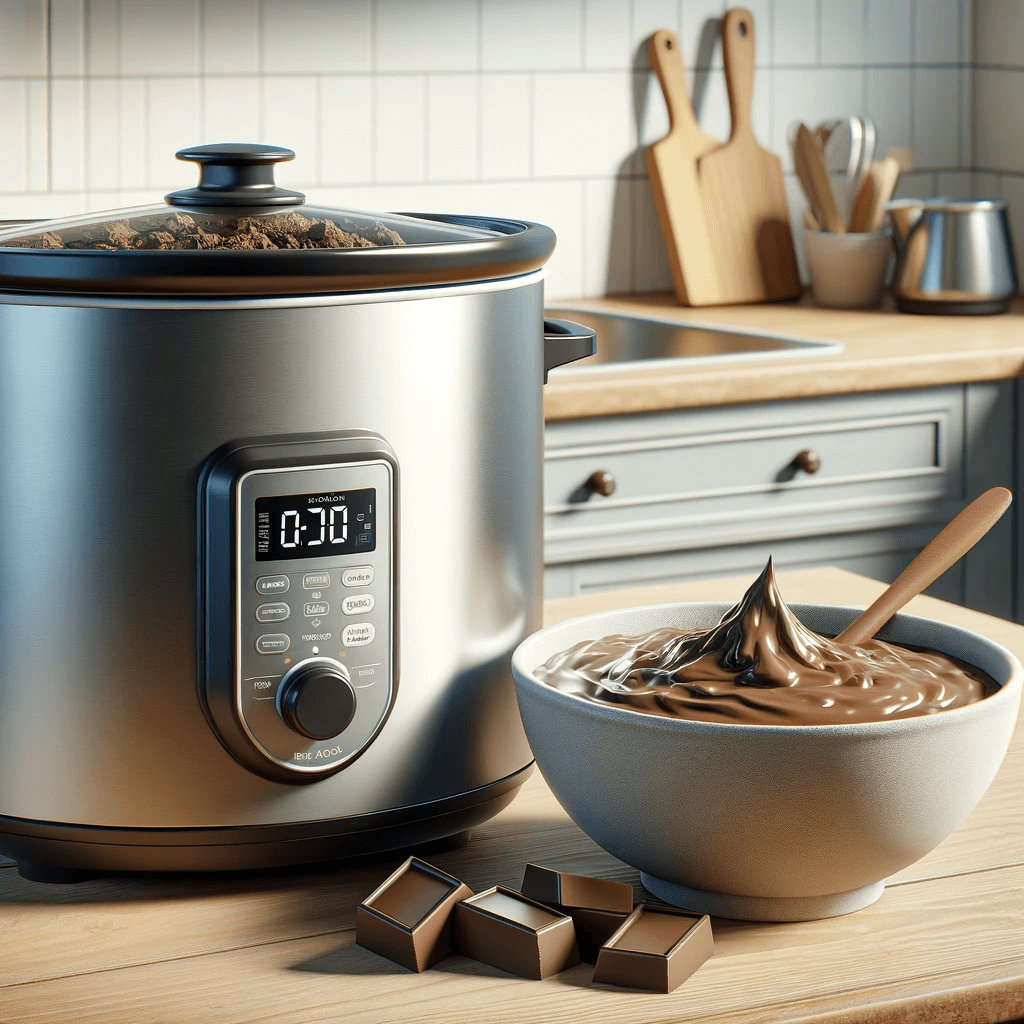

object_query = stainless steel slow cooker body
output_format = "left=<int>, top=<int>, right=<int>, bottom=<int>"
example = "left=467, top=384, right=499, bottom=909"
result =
left=0, top=145, right=591, bottom=881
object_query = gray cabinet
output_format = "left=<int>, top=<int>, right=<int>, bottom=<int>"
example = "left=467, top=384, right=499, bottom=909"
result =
left=544, top=382, right=1016, bottom=620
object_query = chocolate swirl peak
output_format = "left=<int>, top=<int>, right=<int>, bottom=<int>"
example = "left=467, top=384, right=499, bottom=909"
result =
left=536, top=559, right=995, bottom=725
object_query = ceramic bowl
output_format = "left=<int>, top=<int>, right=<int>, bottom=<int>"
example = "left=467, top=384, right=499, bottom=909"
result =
left=511, top=603, right=1023, bottom=922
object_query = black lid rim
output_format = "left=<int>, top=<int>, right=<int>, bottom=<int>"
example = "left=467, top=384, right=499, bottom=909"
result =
left=0, top=215, right=557, bottom=298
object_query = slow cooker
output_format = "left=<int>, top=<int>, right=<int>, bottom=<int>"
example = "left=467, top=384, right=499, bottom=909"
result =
left=0, top=143, right=594, bottom=881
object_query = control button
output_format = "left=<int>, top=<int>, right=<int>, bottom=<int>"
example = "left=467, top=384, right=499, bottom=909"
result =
left=342, top=566, right=374, bottom=587
left=342, top=622, right=375, bottom=647
left=303, top=601, right=329, bottom=617
left=278, top=660, right=356, bottom=740
left=357, top=533, right=372, bottom=545
left=256, top=575, right=290, bottom=596
left=256, top=602, right=290, bottom=623
left=342, top=593, right=375, bottom=616
left=303, top=572, right=331, bottom=589
left=256, top=633, right=290, bottom=655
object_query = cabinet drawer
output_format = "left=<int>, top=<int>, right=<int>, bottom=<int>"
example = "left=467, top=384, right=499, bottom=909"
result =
left=544, top=388, right=965, bottom=564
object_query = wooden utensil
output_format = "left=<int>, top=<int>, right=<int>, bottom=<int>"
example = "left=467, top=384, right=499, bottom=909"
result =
left=645, top=29, right=722, bottom=306
left=835, top=487, right=1012, bottom=646
left=823, top=116, right=863, bottom=226
left=848, top=156, right=901, bottom=233
left=697, top=8, right=801, bottom=303
left=793, top=122, right=844, bottom=233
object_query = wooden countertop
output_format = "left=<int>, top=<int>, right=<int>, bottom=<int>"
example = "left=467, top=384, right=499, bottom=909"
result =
left=3, top=567, right=1024, bottom=1023
left=543, top=293, right=1024, bottom=419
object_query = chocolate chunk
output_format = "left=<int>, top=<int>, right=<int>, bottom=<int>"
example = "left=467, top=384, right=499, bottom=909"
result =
left=592, top=905, right=713, bottom=993
left=520, top=864, right=634, bottom=964
left=521, top=863, right=633, bottom=913
left=453, top=885, right=580, bottom=980
left=356, top=857, right=473, bottom=973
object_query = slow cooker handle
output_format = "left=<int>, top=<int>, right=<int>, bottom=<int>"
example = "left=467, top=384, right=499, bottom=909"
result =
left=543, top=319, right=597, bottom=383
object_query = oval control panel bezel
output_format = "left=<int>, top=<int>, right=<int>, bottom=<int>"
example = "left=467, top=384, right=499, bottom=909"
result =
left=197, top=430, right=399, bottom=783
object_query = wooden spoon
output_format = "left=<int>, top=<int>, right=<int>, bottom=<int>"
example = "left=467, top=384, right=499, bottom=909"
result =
left=835, top=487, right=1013, bottom=646
left=793, top=123, right=844, bottom=233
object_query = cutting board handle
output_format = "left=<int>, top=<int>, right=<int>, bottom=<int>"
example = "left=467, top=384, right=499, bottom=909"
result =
left=721, top=8, right=755, bottom=140
left=649, top=29, right=701, bottom=135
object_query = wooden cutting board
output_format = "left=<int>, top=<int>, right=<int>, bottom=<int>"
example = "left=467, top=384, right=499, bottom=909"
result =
left=696, top=8, right=801, bottom=303
left=644, top=29, right=722, bottom=306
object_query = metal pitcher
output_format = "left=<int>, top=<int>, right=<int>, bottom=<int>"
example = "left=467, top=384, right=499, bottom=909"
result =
left=887, top=198, right=1018, bottom=315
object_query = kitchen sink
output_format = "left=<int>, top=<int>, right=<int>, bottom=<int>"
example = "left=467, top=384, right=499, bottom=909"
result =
left=545, top=308, right=843, bottom=374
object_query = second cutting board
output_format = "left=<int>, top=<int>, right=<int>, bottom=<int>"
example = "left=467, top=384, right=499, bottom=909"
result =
left=647, top=8, right=801, bottom=305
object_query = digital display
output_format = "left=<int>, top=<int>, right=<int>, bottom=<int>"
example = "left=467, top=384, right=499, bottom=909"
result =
left=255, top=487, right=376, bottom=562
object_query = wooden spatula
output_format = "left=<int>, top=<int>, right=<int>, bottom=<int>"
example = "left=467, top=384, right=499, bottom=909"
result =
left=835, top=487, right=1012, bottom=646
left=848, top=156, right=901, bottom=233
left=645, top=29, right=722, bottom=306
left=793, top=123, right=844, bottom=233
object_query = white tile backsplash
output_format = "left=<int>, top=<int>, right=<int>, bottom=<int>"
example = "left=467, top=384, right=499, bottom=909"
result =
left=50, top=78, right=86, bottom=191
left=583, top=176, right=633, bottom=293
left=0, top=82, right=27, bottom=193
left=0, top=1, right=47, bottom=77
left=262, top=0, right=372, bottom=75
left=975, top=67, right=1024, bottom=172
left=83, top=0, right=119, bottom=75
left=146, top=78, right=201, bottom=188
left=915, top=0, right=961, bottom=64
left=771, top=0, right=817, bottom=67
left=203, top=76, right=261, bottom=144
left=374, top=75, right=426, bottom=183
left=120, top=1, right=199, bottom=76
left=480, top=74, right=532, bottom=180
left=202, top=0, right=260, bottom=75
left=321, top=76, right=374, bottom=185
left=912, top=67, right=961, bottom=168
left=480, top=0, right=583, bottom=72
left=0, top=0, right=1009, bottom=300
left=584, top=0, right=635, bottom=70
left=376, top=0, right=479, bottom=73
left=427, top=75, right=479, bottom=182
left=974, top=0, right=1024, bottom=68
left=533, top=72, right=634, bottom=179
left=820, top=1, right=865, bottom=67
left=50, top=0, right=87, bottom=76
left=865, top=0, right=912, bottom=65
left=865, top=67, right=912, bottom=160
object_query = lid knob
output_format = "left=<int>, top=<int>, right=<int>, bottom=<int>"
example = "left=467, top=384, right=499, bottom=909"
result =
left=166, top=143, right=306, bottom=208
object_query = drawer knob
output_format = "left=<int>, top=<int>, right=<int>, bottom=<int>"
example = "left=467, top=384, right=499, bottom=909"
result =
left=793, top=449, right=821, bottom=475
left=586, top=470, right=616, bottom=497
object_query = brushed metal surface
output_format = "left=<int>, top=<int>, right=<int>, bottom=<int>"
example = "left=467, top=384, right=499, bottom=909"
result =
left=0, top=275, right=541, bottom=827
left=889, top=198, right=1019, bottom=310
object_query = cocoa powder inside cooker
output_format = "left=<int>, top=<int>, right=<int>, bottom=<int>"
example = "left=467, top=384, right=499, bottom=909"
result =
left=1, top=211, right=405, bottom=251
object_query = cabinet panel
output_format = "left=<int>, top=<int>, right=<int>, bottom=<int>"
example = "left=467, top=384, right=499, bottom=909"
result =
left=544, top=383, right=1016, bottom=620
left=545, top=388, right=964, bottom=565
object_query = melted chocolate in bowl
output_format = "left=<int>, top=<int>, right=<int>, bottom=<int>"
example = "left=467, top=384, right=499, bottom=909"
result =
left=535, top=559, right=996, bottom=725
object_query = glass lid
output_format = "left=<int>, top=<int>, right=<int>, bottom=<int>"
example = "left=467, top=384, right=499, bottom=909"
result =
left=0, top=143, right=555, bottom=297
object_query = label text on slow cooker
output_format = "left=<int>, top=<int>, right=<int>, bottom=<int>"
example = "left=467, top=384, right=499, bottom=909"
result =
left=294, top=747, right=345, bottom=761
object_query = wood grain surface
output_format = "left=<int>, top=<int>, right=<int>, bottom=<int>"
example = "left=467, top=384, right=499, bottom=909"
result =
left=2, top=567, right=1024, bottom=1024
left=696, top=8, right=801, bottom=303
left=542, top=294, right=1024, bottom=420
left=645, top=29, right=722, bottom=306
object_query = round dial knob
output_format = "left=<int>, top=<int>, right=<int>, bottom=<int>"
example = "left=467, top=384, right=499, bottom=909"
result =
left=278, top=660, right=356, bottom=740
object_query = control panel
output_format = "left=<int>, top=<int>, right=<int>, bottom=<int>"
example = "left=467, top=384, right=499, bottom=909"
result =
left=199, top=431, right=398, bottom=782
